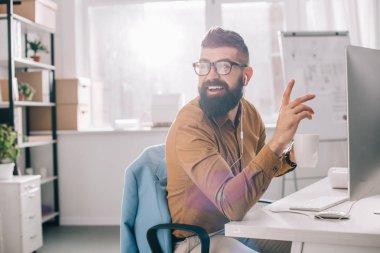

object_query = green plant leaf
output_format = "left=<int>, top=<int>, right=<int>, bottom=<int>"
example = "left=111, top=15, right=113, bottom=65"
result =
left=0, top=124, right=21, bottom=163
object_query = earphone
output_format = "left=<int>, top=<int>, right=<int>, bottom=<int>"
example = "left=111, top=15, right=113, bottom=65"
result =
left=229, top=77, right=247, bottom=169
left=241, top=75, right=247, bottom=141
left=240, top=103, right=244, bottom=141
left=243, top=74, right=248, bottom=98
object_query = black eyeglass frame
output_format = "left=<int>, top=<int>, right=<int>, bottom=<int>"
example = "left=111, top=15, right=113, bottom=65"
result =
left=192, top=60, right=247, bottom=76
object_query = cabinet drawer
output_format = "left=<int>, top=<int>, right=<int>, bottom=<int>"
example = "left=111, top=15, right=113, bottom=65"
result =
left=22, top=209, right=41, bottom=233
left=21, top=179, right=40, bottom=195
left=22, top=226, right=43, bottom=253
left=21, top=187, right=41, bottom=215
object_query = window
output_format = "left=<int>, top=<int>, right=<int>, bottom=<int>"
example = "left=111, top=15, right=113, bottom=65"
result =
left=85, top=0, right=287, bottom=128
left=87, top=1, right=205, bottom=128
left=84, top=0, right=379, bottom=129
left=300, top=0, right=379, bottom=48
left=221, top=1, right=285, bottom=122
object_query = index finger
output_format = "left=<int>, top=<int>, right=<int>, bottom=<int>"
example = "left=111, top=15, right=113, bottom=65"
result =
left=281, top=79, right=295, bottom=106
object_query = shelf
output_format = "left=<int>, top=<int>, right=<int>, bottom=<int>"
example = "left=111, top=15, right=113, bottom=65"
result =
left=18, top=140, right=56, bottom=148
left=0, top=58, right=55, bottom=70
left=15, top=58, right=55, bottom=70
left=0, top=101, right=55, bottom=108
left=0, top=13, right=54, bottom=34
left=41, top=212, right=59, bottom=224
left=40, top=176, right=57, bottom=185
left=15, top=101, right=55, bottom=107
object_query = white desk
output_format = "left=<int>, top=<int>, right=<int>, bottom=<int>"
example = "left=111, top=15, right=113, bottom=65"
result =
left=225, top=178, right=380, bottom=253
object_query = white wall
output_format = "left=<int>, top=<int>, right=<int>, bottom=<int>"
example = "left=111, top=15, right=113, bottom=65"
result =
left=33, top=129, right=168, bottom=225
left=57, top=130, right=168, bottom=225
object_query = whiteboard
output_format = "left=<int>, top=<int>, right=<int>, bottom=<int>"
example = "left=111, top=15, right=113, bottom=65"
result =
left=279, top=31, right=350, bottom=141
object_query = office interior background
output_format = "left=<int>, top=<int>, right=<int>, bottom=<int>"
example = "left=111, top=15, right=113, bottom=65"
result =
left=0, top=0, right=380, bottom=252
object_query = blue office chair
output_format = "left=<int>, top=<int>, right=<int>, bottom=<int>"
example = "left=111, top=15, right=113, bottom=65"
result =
left=120, top=144, right=210, bottom=253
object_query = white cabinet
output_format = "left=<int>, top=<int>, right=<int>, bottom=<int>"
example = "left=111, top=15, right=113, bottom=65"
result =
left=0, top=176, right=42, bottom=253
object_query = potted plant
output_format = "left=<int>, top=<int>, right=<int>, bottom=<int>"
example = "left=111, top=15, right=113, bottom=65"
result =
left=0, top=124, right=20, bottom=180
left=18, top=82, right=35, bottom=101
left=27, top=39, right=49, bottom=62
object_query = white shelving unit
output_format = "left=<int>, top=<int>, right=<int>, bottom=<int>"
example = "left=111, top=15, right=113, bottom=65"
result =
left=0, top=1, right=60, bottom=250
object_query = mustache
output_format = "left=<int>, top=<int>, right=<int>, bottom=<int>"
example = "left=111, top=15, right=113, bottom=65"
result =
left=201, top=80, right=229, bottom=90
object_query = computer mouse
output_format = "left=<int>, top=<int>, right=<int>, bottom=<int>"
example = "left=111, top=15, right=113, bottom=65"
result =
left=314, top=210, right=350, bottom=219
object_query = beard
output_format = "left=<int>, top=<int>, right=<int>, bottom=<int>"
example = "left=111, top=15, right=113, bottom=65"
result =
left=199, top=76, right=244, bottom=118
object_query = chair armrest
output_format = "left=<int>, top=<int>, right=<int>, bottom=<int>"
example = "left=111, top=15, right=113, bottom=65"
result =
left=147, top=223, right=210, bottom=253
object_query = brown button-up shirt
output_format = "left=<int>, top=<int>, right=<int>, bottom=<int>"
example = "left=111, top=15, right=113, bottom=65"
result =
left=166, top=97, right=290, bottom=238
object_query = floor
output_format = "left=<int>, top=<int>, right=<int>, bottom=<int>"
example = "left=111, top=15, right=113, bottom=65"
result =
left=38, top=225, right=120, bottom=253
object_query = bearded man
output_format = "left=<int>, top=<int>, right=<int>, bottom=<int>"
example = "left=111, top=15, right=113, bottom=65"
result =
left=166, top=27, right=315, bottom=253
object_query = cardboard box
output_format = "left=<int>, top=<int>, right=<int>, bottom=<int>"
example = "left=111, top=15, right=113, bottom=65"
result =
left=15, top=71, right=50, bottom=102
left=0, top=0, right=57, bottom=31
left=29, top=105, right=90, bottom=131
left=0, top=78, right=19, bottom=102
left=15, top=70, right=50, bottom=103
left=56, top=78, right=91, bottom=105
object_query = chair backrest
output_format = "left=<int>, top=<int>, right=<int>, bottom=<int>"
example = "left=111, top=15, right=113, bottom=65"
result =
left=120, top=144, right=172, bottom=253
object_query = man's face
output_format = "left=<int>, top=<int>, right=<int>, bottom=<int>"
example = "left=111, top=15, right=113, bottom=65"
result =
left=198, top=47, right=245, bottom=117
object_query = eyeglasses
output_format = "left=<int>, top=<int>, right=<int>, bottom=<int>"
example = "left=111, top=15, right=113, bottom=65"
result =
left=192, top=60, right=247, bottom=76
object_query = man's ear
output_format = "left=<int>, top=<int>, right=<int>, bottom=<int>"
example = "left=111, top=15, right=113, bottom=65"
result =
left=244, top=67, right=253, bottom=86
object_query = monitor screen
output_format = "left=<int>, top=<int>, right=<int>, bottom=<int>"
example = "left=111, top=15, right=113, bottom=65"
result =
left=347, top=45, right=380, bottom=200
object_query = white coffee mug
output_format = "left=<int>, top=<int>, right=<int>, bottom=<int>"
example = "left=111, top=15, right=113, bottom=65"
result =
left=293, top=134, right=319, bottom=168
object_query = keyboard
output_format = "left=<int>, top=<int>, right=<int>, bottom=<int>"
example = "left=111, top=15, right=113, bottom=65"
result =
left=289, top=195, right=349, bottom=212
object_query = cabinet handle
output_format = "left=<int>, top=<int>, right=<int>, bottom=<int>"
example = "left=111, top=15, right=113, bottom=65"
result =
left=30, top=235, right=37, bottom=240
left=28, top=193, right=36, bottom=199
left=28, top=215, right=36, bottom=219
left=24, top=184, right=36, bottom=190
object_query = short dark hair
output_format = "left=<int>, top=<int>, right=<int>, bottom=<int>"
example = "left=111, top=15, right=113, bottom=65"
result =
left=201, top=27, right=249, bottom=64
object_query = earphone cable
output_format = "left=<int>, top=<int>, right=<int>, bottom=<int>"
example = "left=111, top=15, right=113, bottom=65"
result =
left=228, top=101, right=244, bottom=170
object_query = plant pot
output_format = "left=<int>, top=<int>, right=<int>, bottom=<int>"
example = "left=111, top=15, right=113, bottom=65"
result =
left=0, top=163, right=15, bottom=180
left=31, top=55, right=40, bottom=62
left=18, top=94, right=33, bottom=101
left=19, top=94, right=26, bottom=101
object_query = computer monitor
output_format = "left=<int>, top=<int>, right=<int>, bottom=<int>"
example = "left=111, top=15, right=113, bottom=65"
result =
left=346, top=45, right=380, bottom=201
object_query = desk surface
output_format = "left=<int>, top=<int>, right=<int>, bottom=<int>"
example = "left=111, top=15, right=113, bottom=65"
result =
left=225, top=178, right=380, bottom=248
